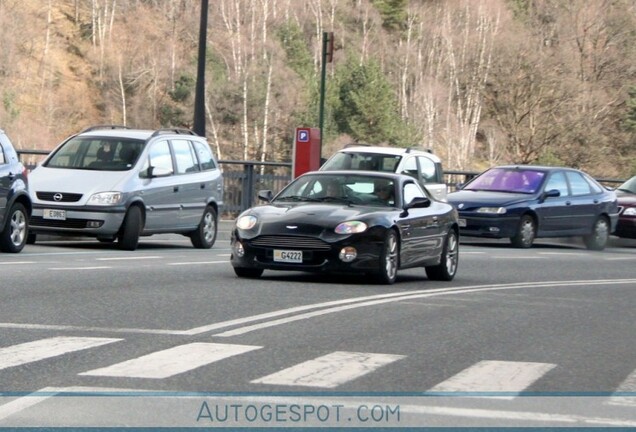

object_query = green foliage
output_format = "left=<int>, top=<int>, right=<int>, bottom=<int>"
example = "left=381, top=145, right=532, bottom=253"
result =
left=2, top=91, right=19, bottom=120
left=277, top=23, right=314, bottom=80
left=158, top=104, right=186, bottom=128
left=371, top=0, right=409, bottom=31
left=169, top=74, right=195, bottom=103
left=333, top=58, right=416, bottom=145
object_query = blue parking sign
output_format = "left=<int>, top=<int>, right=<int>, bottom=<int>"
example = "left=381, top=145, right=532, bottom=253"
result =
left=297, top=130, right=309, bottom=142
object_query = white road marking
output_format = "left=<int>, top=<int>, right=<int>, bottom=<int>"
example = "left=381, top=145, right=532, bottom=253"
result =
left=605, top=257, right=636, bottom=261
left=168, top=261, right=227, bottom=265
left=96, top=256, right=162, bottom=261
left=251, top=351, right=405, bottom=388
left=0, top=337, right=122, bottom=371
left=49, top=266, right=112, bottom=270
left=429, top=360, right=556, bottom=398
left=80, top=343, right=261, bottom=379
left=0, top=262, right=34, bottom=265
left=607, top=369, right=636, bottom=407
left=0, top=279, right=634, bottom=336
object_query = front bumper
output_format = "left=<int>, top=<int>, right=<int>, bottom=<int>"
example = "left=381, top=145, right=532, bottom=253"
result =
left=457, top=214, right=519, bottom=239
left=614, top=216, right=636, bottom=239
left=230, top=230, right=385, bottom=274
left=30, top=204, right=126, bottom=236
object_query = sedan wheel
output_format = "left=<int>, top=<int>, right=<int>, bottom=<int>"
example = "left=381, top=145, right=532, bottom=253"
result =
left=0, top=203, right=28, bottom=253
left=376, top=229, right=399, bottom=284
left=510, top=214, right=536, bottom=248
left=583, top=217, right=609, bottom=251
left=425, top=229, right=459, bottom=281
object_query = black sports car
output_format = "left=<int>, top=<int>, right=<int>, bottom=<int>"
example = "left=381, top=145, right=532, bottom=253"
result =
left=447, top=165, right=619, bottom=249
left=230, top=171, right=459, bottom=284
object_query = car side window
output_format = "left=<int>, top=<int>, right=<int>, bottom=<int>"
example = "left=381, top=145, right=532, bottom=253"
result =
left=417, top=156, right=437, bottom=183
left=145, top=140, right=173, bottom=174
left=171, top=139, right=199, bottom=174
left=544, top=172, right=569, bottom=196
left=403, top=182, right=424, bottom=205
left=400, top=157, right=418, bottom=179
left=192, top=141, right=217, bottom=171
left=566, top=171, right=593, bottom=196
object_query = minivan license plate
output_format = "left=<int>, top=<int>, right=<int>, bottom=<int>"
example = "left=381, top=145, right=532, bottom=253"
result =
left=274, top=250, right=302, bottom=263
left=43, top=209, right=66, bottom=220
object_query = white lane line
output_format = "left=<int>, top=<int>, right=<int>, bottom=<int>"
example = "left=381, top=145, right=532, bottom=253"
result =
left=607, top=369, right=636, bottom=407
left=96, top=256, right=162, bottom=261
left=492, top=256, right=545, bottom=259
left=49, top=266, right=112, bottom=270
left=0, top=337, right=122, bottom=371
left=0, top=262, right=35, bottom=265
left=605, top=257, right=636, bottom=261
left=429, top=360, right=556, bottom=398
left=80, top=343, right=261, bottom=379
left=251, top=351, right=405, bottom=388
left=168, top=261, right=227, bottom=265
left=539, top=252, right=588, bottom=257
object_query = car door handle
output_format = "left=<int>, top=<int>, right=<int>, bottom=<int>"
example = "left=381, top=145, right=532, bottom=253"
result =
left=200, top=183, right=206, bottom=189
left=173, top=186, right=179, bottom=192
left=565, top=201, right=571, bottom=205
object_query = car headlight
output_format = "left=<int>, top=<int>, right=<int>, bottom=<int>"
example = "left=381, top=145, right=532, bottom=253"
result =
left=335, top=221, right=368, bottom=234
left=236, top=215, right=258, bottom=230
left=87, top=192, right=123, bottom=205
left=624, top=207, right=636, bottom=216
left=476, top=207, right=507, bottom=214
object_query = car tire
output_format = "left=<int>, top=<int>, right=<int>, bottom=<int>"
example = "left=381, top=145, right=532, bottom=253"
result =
left=0, top=203, right=28, bottom=253
left=375, top=229, right=399, bottom=284
left=118, top=206, right=142, bottom=251
left=234, top=267, right=264, bottom=278
left=583, top=216, right=609, bottom=251
left=510, top=214, right=536, bottom=248
left=190, top=206, right=217, bottom=249
left=425, top=229, right=459, bottom=281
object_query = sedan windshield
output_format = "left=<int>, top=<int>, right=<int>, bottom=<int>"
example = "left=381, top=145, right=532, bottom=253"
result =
left=617, top=176, right=636, bottom=194
left=464, top=168, right=546, bottom=194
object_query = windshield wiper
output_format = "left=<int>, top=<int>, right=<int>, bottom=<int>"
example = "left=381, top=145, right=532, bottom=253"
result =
left=276, top=195, right=320, bottom=202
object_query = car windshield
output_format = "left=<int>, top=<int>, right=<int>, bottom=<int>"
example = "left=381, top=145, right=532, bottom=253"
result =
left=464, top=168, right=546, bottom=193
left=44, top=137, right=144, bottom=171
left=276, top=174, right=396, bottom=207
left=321, top=152, right=401, bottom=172
left=616, top=176, right=636, bottom=194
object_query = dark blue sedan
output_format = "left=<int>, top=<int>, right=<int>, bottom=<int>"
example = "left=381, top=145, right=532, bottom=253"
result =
left=447, top=165, right=619, bottom=249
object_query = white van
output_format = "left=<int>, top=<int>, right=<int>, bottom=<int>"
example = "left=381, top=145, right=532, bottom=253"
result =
left=28, top=126, right=223, bottom=250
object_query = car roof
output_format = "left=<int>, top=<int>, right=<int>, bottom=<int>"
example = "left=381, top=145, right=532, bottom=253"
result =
left=490, top=164, right=584, bottom=173
left=76, top=126, right=202, bottom=141
left=300, top=170, right=418, bottom=182
left=337, top=145, right=442, bottom=162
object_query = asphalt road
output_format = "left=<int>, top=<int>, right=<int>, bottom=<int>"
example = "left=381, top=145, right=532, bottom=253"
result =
left=0, top=222, right=634, bottom=428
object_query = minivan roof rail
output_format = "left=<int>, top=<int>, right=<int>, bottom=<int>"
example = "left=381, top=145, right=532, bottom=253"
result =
left=151, top=128, right=198, bottom=137
left=80, top=124, right=130, bottom=133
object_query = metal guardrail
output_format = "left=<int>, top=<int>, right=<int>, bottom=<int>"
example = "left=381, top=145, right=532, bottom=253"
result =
left=16, top=150, right=624, bottom=217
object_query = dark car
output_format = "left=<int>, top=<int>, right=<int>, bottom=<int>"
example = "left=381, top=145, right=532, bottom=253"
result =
left=230, top=171, right=459, bottom=284
left=615, top=175, right=636, bottom=239
left=0, top=129, right=31, bottom=253
left=447, top=165, right=618, bottom=250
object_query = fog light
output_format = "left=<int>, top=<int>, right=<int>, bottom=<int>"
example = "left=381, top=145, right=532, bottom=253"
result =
left=87, top=220, right=103, bottom=228
left=234, top=241, right=245, bottom=258
left=489, top=227, right=500, bottom=233
left=339, top=246, right=357, bottom=262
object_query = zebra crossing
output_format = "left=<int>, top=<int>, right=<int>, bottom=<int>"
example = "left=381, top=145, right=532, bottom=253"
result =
left=1, top=335, right=635, bottom=396
left=1, top=336, right=636, bottom=427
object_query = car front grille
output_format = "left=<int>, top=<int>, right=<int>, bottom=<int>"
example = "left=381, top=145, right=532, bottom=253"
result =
left=249, top=235, right=331, bottom=251
left=36, top=192, right=83, bottom=202
left=30, top=216, right=90, bottom=229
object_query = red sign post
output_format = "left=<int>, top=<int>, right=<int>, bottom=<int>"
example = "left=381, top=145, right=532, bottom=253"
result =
left=292, top=127, right=321, bottom=179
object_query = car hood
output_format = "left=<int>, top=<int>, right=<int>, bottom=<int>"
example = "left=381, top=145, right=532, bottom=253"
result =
left=240, top=202, right=392, bottom=238
left=447, top=190, right=533, bottom=209
left=29, top=167, right=130, bottom=201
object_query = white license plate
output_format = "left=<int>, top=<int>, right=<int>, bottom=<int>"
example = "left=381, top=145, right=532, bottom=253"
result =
left=43, top=209, right=66, bottom=220
left=458, top=218, right=466, bottom=227
left=274, top=249, right=303, bottom=263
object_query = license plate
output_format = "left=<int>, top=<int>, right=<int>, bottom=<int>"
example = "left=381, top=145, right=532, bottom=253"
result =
left=274, top=250, right=303, bottom=263
left=458, top=218, right=466, bottom=227
left=43, top=209, right=66, bottom=220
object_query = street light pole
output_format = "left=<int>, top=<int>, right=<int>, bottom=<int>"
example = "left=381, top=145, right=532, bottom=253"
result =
left=193, top=0, right=209, bottom=136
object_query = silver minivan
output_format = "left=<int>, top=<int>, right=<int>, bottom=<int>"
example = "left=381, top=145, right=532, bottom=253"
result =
left=28, top=126, right=223, bottom=250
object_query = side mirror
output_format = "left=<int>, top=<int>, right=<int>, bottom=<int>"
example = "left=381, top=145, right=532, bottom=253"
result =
left=141, top=165, right=172, bottom=178
left=539, top=188, right=560, bottom=203
left=258, top=190, right=274, bottom=202
left=405, top=196, right=431, bottom=210
left=455, top=182, right=464, bottom=190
